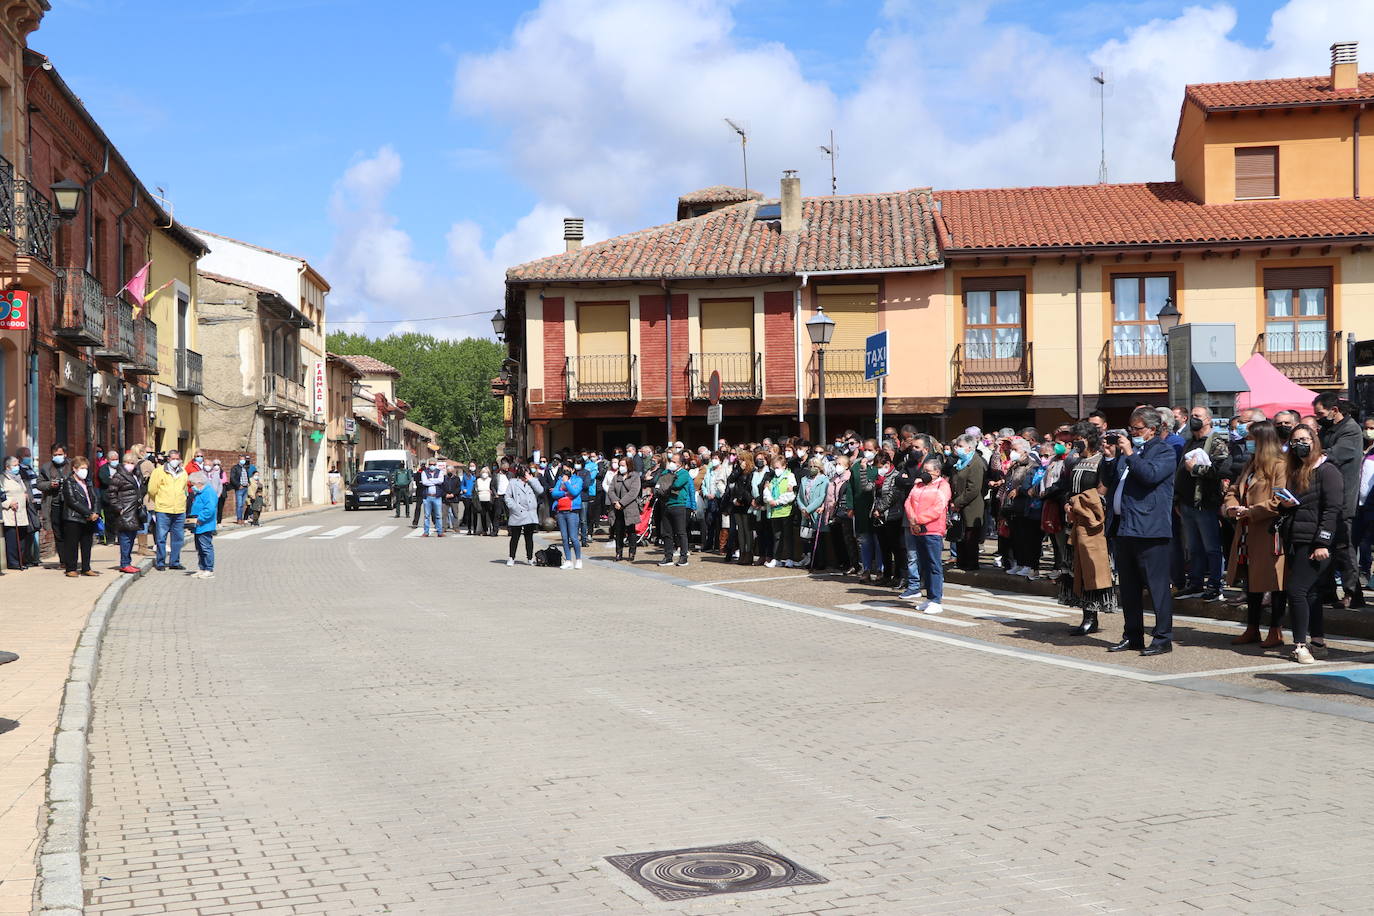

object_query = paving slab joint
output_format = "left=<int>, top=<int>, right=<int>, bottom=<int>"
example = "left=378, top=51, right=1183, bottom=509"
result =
left=33, top=557, right=151, bottom=915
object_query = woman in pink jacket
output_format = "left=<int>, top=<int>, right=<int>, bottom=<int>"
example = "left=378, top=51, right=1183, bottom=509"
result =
left=900, top=456, right=951, bottom=613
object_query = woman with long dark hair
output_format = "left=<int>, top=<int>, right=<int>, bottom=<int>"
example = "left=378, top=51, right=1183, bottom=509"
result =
left=1063, top=424, right=1116, bottom=636
left=1276, top=423, right=1344, bottom=664
left=1224, top=420, right=1289, bottom=648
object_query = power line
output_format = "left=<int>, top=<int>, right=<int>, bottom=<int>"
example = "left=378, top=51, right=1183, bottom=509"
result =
left=329, top=308, right=495, bottom=325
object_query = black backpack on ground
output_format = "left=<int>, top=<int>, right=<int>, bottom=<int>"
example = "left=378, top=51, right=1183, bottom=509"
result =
left=534, top=545, right=562, bottom=567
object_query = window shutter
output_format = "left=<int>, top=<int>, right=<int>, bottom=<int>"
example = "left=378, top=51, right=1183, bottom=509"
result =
left=1235, top=147, right=1278, bottom=199
left=576, top=302, right=629, bottom=355
left=700, top=299, right=753, bottom=353
left=1263, top=266, right=1332, bottom=290
left=961, top=275, right=1026, bottom=294
left=817, top=285, right=878, bottom=351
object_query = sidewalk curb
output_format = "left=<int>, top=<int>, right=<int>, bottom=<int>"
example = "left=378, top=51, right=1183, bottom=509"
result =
left=33, top=558, right=152, bottom=915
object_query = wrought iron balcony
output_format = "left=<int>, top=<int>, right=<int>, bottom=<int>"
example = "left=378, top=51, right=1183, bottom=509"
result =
left=127, top=317, right=158, bottom=375
left=1255, top=329, right=1344, bottom=386
left=94, top=295, right=136, bottom=362
left=1101, top=338, right=1167, bottom=391
left=565, top=354, right=637, bottom=401
left=18, top=181, right=53, bottom=265
left=54, top=267, right=107, bottom=346
left=952, top=340, right=1034, bottom=393
left=688, top=352, right=762, bottom=399
left=176, top=347, right=204, bottom=395
left=807, top=348, right=872, bottom=397
left=0, top=156, right=15, bottom=242
left=261, top=371, right=307, bottom=413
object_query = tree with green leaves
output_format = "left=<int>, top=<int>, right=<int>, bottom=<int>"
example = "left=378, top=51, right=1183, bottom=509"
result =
left=326, top=331, right=506, bottom=463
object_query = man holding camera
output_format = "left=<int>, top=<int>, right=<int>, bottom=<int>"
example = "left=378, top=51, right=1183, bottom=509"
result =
left=1101, top=407, right=1177, bottom=656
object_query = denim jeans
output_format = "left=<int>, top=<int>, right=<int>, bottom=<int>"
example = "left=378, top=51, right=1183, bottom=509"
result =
left=194, top=531, right=215, bottom=571
left=118, top=529, right=137, bottom=568
left=153, top=512, right=185, bottom=567
left=577, top=503, right=590, bottom=543
left=1179, top=503, right=1224, bottom=590
left=860, top=531, right=881, bottom=572
left=913, top=533, right=944, bottom=601
left=422, top=496, right=444, bottom=534
left=902, top=528, right=924, bottom=589
left=557, top=509, right=582, bottom=560
left=235, top=487, right=247, bottom=521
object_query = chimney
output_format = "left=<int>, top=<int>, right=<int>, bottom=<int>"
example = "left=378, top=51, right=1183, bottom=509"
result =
left=780, top=170, right=801, bottom=234
left=1332, top=41, right=1358, bottom=91
left=563, top=217, right=584, bottom=252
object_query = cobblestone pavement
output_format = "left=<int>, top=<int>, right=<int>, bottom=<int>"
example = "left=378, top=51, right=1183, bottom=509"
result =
left=84, top=511, right=1374, bottom=914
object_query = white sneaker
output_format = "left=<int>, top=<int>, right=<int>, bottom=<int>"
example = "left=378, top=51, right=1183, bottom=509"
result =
left=1006, top=565, right=1023, bottom=576
left=765, top=559, right=778, bottom=568
left=923, top=602, right=943, bottom=615
left=574, top=559, right=583, bottom=569
left=1292, top=644, right=1315, bottom=665
left=197, top=571, right=214, bottom=580
left=506, top=558, right=515, bottom=567
left=560, top=561, right=573, bottom=570
left=800, top=554, right=812, bottom=567
left=730, top=551, right=740, bottom=560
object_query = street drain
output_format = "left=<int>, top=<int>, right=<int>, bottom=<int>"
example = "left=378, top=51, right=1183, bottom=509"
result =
left=605, top=840, right=827, bottom=901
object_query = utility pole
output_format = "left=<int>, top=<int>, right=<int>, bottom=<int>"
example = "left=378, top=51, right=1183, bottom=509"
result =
left=1094, top=71, right=1108, bottom=184
left=819, top=130, right=837, bottom=195
left=725, top=118, right=749, bottom=189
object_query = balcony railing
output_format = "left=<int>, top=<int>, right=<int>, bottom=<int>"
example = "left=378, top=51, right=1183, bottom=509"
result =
left=127, top=317, right=158, bottom=375
left=54, top=267, right=106, bottom=346
left=0, top=156, right=15, bottom=242
left=1255, top=329, right=1344, bottom=386
left=688, top=352, right=763, bottom=399
left=18, top=181, right=53, bottom=265
left=1101, top=338, right=1167, bottom=391
left=261, top=371, right=307, bottom=413
left=952, top=340, right=1034, bottom=393
left=565, top=354, right=637, bottom=401
left=94, top=295, right=136, bottom=362
left=176, top=348, right=204, bottom=395
left=806, top=348, right=873, bottom=397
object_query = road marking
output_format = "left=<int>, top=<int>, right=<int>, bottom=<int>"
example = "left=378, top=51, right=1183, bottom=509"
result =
left=216, top=525, right=281, bottom=541
left=404, top=527, right=428, bottom=538
left=310, top=526, right=361, bottom=539
left=360, top=526, right=400, bottom=540
left=949, top=586, right=1067, bottom=609
left=693, top=575, right=804, bottom=588
left=1151, top=653, right=1374, bottom=681
left=836, top=602, right=979, bottom=627
left=937, top=598, right=1062, bottom=621
left=263, top=525, right=322, bottom=540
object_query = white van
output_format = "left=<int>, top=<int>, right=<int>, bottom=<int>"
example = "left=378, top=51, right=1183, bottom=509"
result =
left=361, top=449, right=408, bottom=474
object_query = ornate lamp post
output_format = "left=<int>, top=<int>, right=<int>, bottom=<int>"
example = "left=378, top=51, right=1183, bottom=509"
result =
left=806, top=305, right=836, bottom=445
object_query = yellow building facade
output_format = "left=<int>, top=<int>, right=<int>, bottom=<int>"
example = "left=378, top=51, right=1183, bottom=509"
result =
left=145, top=221, right=208, bottom=455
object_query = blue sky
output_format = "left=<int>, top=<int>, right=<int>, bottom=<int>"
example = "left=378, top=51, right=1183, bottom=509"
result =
left=34, top=0, right=1359, bottom=336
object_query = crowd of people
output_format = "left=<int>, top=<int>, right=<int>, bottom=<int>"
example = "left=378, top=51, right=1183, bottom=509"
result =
left=1, top=444, right=264, bottom=580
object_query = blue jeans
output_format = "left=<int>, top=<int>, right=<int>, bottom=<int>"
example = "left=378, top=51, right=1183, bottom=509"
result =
left=1179, top=503, right=1224, bottom=590
left=902, top=529, right=923, bottom=588
left=913, top=534, right=944, bottom=601
left=118, top=529, right=137, bottom=568
left=557, top=510, right=582, bottom=560
left=194, top=531, right=215, bottom=571
left=153, top=512, right=185, bottom=567
left=577, top=502, right=590, bottom=543
left=422, top=496, right=444, bottom=534
left=235, top=487, right=247, bottom=521
left=860, top=531, right=881, bottom=572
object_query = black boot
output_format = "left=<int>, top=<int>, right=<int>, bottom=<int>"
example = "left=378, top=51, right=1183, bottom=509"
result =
left=1070, top=609, right=1100, bottom=636
left=628, top=546, right=636, bottom=562
left=615, top=549, right=623, bottom=562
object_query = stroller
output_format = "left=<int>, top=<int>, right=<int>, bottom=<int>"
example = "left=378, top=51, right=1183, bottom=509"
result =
left=635, top=493, right=657, bottom=547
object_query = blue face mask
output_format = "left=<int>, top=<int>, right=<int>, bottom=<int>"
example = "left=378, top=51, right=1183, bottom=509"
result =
left=20, top=457, right=32, bottom=468
left=1244, top=441, right=1256, bottom=455
left=1234, top=422, right=1249, bottom=437
left=1131, top=436, right=1147, bottom=448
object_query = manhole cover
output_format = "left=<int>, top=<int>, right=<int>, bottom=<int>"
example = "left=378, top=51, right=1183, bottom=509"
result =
left=605, top=840, right=827, bottom=901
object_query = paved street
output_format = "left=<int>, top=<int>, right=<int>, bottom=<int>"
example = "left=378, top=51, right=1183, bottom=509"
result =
left=82, top=508, right=1374, bottom=915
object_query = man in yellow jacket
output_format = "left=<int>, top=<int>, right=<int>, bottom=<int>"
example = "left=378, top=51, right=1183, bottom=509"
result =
left=146, top=450, right=189, bottom=570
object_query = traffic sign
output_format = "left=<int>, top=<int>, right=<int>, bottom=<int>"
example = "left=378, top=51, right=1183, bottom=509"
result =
left=864, top=330, right=889, bottom=381
left=706, top=404, right=723, bottom=426
left=708, top=370, right=722, bottom=405
left=1355, top=338, right=1374, bottom=368
left=344, top=417, right=356, bottom=436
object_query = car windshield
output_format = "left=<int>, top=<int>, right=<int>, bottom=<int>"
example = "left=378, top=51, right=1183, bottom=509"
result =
left=355, top=472, right=389, bottom=484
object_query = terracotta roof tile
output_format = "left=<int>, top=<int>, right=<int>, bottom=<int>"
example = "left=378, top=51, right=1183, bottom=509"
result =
left=335, top=354, right=402, bottom=377
left=676, top=185, right=763, bottom=204
left=1186, top=72, right=1374, bottom=110
left=935, top=182, right=1374, bottom=252
left=197, top=270, right=283, bottom=298
left=508, top=189, right=941, bottom=282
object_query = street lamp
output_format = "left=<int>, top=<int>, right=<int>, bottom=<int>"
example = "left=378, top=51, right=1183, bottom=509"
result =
left=49, top=178, right=84, bottom=220
left=806, top=304, right=836, bottom=445
left=1155, top=296, right=1181, bottom=335
left=1157, top=296, right=1184, bottom=409
left=491, top=308, right=506, bottom=341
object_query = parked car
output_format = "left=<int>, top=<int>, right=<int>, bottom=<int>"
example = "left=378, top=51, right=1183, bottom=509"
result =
left=344, top=470, right=393, bottom=511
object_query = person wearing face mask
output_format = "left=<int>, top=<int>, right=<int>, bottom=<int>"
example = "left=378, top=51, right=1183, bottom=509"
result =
left=762, top=455, right=799, bottom=568
left=606, top=458, right=641, bottom=561
left=104, top=451, right=147, bottom=574
left=1312, top=392, right=1365, bottom=608
left=503, top=463, right=543, bottom=565
left=700, top=452, right=729, bottom=554
left=1000, top=438, right=1042, bottom=579
left=96, top=450, right=119, bottom=546
left=1222, top=421, right=1289, bottom=649
left=246, top=471, right=265, bottom=526
left=475, top=465, right=496, bottom=536
left=725, top=453, right=756, bottom=565
left=1100, top=406, right=1178, bottom=656
left=948, top=434, right=987, bottom=573
left=1174, top=406, right=1232, bottom=602
left=899, top=457, right=951, bottom=611
left=797, top=457, right=828, bottom=569
left=852, top=440, right=882, bottom=580
left=2, top=456, right=37, bottom=570
left=441, top=463, right=462, bottom=531
left=57, top=456, right=101, bottom=577
left=327, top=465, right=343, bottom=505
left=146, top=449, right=189, bottom=570
left=655, top=452, right=693, bottom=567
left=418, top=460, right=446, bottom=537
left=1276, top=425, right=1344, bottom=663
left=38, top=443, right=72, bottom=548
left=186, top=471, right=219, bottom=579
left=551, top=462, right=584, bottom=568
left=1355, top=418, right=1374, bottom=589
left=228, top=454, right=256, bottom=524
left=458, top=463, right=477, bottom=535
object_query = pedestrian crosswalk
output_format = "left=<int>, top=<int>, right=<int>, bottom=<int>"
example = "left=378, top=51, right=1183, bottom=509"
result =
left=836, top=584, right=1073, bottom=630
left=264, top=525, right=322, bottom=540
left=310, top=526, right=360, bottom=539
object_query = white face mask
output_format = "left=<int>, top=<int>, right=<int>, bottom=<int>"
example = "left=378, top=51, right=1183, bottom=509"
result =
left=666, top=462, right=679, bottom=472
left=76, top=467, right=89, bottom=480
left=785, top=451, right=794, bottom=459
left=619, top=465, right=628, bottom=474
left=1009, top=450, right=1021, bottom=462
left=863, top=450, right=875, bottom=461
left=122, top=462, right=135, bottom=472
left=52, top=455, right=66, bottom=465
left=167, top=459, right=180, bottom=470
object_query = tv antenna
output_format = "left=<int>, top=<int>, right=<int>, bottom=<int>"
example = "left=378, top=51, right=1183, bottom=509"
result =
left=724, top=118, right=749, bottom=190
left=1092, top=70, right=1111, bottom=184
left=819, top=129, right=837, bottom=195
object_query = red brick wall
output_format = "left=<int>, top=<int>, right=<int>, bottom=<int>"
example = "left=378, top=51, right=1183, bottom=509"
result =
left=542, top=297, right=565, bottom=402
left=764, top=291, right=795, bottom=396
left=639, top=293, right=688, bottom=401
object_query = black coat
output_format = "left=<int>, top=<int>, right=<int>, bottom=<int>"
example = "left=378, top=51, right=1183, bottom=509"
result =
left=1281, top=460, right=1343, bottom=549
left=1319, top=415, right=1363, bottom=517
left=104, top=466, right=145, bottom=532
left=59, top=474, right=101, bottom=525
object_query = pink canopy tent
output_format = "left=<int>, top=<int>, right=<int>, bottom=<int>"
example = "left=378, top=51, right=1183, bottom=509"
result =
left=1233, top=353, right=1319, bottom=418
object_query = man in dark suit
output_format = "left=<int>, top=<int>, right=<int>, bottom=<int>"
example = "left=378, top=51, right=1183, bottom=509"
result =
left=1101, top=406, right=1177, bottom=656
left=1315, top=392, right=1366, bottom=608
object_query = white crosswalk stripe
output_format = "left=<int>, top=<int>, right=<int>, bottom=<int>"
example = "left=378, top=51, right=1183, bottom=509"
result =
left=216, top=525, right=281, bottom=541
left=404, top=527, right=427, bottom=538
left=360, top=526, right=400, bottom=540
left=311, top=526, right=361, bottom=539
left=836, top=602, right=978, bottom=627
left=263, top=525, right=322, bottom=540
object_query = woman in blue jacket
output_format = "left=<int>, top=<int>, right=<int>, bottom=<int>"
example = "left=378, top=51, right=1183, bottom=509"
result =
left=550, top=463, right=584, bottom=569
left=187, top=471, right=219, bottom=579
